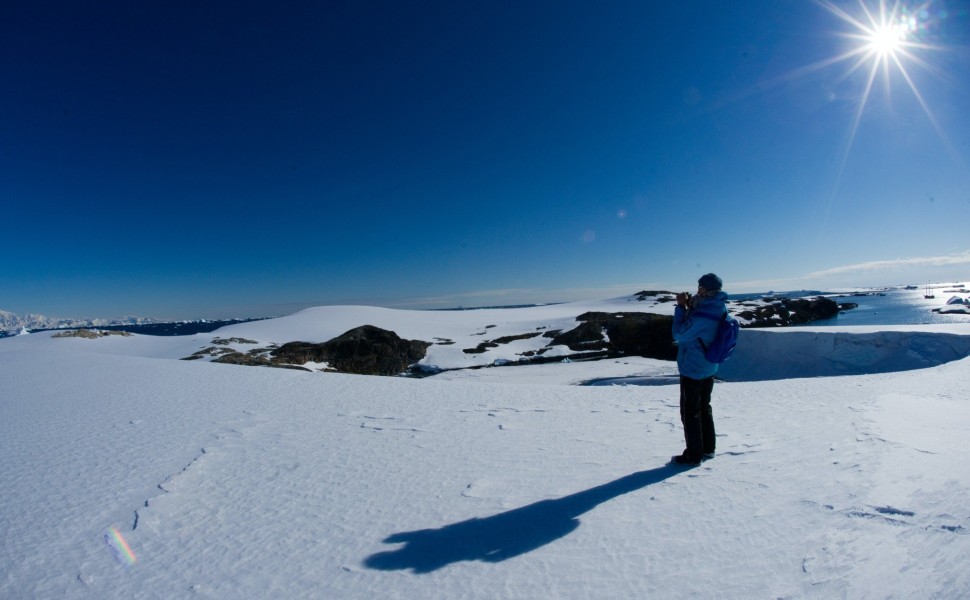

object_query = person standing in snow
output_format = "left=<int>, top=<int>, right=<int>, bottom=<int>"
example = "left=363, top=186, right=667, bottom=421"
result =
left=671, top=273, right=729, bottom=466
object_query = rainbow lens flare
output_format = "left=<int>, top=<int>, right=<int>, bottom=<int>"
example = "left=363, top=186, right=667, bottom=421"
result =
left=104, top=527, right=137, bottom=566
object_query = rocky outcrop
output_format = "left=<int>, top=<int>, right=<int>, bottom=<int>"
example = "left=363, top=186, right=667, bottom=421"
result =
left=463, top=332, right=543, bottom=354
left=212, top=351, right=310, bottom=371
left=51, top=329, right=132, bottom=339
left=272, top=325, right=431, bottom=376
left=735, top=297, right=844, bottom=327
left=548, top=312, right=677, bottom=360
left=634, top=291, right=677, bottom=303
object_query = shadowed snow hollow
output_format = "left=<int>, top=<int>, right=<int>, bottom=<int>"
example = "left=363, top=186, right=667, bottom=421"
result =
left=718, top=328, right=970, bottom=381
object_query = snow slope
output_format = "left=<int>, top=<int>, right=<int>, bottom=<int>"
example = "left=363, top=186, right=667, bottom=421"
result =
left=2, top=300, right=969, bottom=599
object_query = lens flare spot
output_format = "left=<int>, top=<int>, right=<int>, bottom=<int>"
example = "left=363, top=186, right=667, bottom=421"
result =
left=104, top=527, right=137, bottom=566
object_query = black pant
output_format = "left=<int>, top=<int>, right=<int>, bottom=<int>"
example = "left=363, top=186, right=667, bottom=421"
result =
left=679, top=375, right=715, bottom=461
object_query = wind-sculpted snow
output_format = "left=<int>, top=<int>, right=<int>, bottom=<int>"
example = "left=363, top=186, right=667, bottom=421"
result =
left=2, top=299, right=969, bottom=598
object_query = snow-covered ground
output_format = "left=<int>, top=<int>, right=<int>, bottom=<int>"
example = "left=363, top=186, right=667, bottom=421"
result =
left=2, top=298, right=969, bottom=599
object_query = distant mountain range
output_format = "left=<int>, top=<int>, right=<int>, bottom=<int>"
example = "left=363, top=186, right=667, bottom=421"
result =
left=0, top=309, right=158, bottom=334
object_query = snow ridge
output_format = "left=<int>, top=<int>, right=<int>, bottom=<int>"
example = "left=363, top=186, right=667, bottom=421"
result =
left=130, top=447, right=208, bottom=532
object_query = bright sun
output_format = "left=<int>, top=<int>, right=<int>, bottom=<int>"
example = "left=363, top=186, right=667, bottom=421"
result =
left=827, top=0, right=927, bottom=71
left=811, top=0, right=955, bottom=172
left=867, top=21, right=911, bottom=56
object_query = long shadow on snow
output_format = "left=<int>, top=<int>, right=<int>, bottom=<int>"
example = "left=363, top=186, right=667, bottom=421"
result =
left=363, top=465, right=682, bottom=573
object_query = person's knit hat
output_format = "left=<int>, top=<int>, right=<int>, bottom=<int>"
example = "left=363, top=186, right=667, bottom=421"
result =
left=698, top=273, right=722, bottom=291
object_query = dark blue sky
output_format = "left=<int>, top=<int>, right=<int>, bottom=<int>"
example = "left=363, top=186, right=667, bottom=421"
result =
left=3, top=1, right=969, bottom=319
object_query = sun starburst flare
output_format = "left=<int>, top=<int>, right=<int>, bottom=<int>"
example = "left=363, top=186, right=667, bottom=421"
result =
left=816, top=0, right=958, bottom=171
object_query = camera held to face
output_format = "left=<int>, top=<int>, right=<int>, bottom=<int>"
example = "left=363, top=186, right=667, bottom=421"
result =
left=676, top=291, right=692, bottom=307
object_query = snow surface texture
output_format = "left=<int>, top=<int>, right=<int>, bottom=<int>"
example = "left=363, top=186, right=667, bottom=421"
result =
left=2, top=298, right=969, bottom=599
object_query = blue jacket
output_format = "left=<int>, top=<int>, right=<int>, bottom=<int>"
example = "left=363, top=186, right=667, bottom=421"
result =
left=672, top=291, right=728, bottom=380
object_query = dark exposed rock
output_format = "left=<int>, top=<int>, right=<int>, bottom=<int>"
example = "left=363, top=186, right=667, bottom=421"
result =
left=736, top=297, right=842, bottom=328
left=212, top=352, right=311, bottom=371
left=463, top=331, right=543, bottom=354
left=272, top=325, right=431, bottom=376
left=51, top=328, right=132, bottom=339
left=547, top=320, right=611, bottom=352
left=635, top=290, right=677, bottom=303
left=549, top=312, right=677, bottom=360
left=463, top=342, right=499, bottom=354
left=493, top=332, right=544, bottom=344
left=212, top=337, right=258, bottom=345
left=183, top=346, right=238, bottom=360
